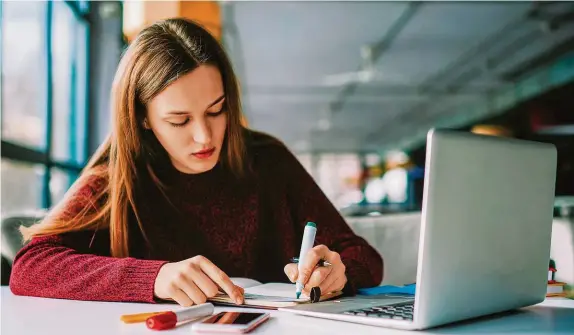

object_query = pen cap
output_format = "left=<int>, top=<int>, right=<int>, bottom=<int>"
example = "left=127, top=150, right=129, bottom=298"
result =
left=310, top=287, right=321, bottom=303
left=146, top=311, right=177, bottom=330
left=306, top=222, right=317, bottom=228
left=302, top=222, right=317, bottom=242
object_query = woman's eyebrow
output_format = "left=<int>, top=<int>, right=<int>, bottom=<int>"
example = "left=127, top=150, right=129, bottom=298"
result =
left=207, top=95, right=225, bottom=108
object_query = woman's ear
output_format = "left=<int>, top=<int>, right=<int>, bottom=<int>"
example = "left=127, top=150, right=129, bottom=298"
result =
left=143, top=118, right=151, bottom=130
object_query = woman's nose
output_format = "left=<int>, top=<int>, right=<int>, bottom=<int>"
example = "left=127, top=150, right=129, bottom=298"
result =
left=192, top=119, right=212, bottom=145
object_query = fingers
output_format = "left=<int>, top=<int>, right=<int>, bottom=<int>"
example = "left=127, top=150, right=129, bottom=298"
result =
left=155, top=257, right=246, bottom=306
left=302, top=266, right=332, bottom=296
left=298, top=245, right=340, bottom=285
left=284, top=263, right=298, bottom=283
left=323, top=248, right=342, bottom=265
left=324, top=274, right=348, bottom=294
left=237, top=286, right=245, bottom=295
left=195, top=256, right=244, bottom=304
left=169, top=286, right=194, bottom=307
left=175, top=272, right=207, bottom=305
left=316, top=270, right=338, bottom=295
left=318, top=262, right=347, bottom=294
left=298, top=245, right=327, bottom=285
left=292, top=245, right=346, bottom=297
left=188, top=265, right=220, bottom=298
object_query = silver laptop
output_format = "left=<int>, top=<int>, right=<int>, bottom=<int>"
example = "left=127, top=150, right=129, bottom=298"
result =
left=280, top=129, right=557, bottom=330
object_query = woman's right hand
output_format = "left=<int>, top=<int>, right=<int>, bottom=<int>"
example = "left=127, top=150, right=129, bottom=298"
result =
left=153, top=255, right=244, bottom=307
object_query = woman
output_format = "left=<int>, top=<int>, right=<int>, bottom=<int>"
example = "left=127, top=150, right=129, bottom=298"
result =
left=9, top=18, right=383, bottom=306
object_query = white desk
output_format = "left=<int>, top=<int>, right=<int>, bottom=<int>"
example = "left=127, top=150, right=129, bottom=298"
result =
left=2, top=288, right=573, bottom=335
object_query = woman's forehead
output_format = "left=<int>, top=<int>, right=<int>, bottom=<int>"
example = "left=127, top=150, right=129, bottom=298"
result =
left=148, top=65, right=224, bottom=114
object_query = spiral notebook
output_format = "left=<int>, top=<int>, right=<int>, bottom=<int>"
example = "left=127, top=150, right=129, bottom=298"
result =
left=208, top=278, right=343, bottom=309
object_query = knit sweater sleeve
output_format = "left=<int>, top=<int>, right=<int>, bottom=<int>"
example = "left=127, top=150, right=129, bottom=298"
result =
left=9, top=170, right=168, bottom=303
left=273, top=145, right=384, bottom=292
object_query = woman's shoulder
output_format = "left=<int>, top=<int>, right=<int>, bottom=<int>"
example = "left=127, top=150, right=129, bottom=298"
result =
left=45, top=164, right=109, bottom=222
left=72, top=164, right=109, bottom=196
left=245, top=129, right=297, bottom=166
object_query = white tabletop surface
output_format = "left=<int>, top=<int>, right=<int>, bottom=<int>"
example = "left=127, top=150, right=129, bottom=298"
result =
left=1, top=287, right=573, bottom=335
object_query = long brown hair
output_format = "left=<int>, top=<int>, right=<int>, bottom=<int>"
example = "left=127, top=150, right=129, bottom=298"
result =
left=21, top=18, right=247, bottom=257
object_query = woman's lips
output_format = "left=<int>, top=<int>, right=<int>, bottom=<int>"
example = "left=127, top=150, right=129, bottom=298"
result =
left=192, top=147, right=215, bottom=159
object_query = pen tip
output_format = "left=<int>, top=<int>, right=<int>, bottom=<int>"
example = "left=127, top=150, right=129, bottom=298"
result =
left=296, top=292, right=301, bottom=299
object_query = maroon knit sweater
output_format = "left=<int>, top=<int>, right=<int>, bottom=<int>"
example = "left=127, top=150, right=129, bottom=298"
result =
left=9, top=136, right=383, bottom=303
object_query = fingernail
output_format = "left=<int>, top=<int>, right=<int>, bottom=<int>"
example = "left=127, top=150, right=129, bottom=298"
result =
left=234, top=288, right=243, bottom=305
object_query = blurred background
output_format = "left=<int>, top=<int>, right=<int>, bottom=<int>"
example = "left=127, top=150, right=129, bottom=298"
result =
left=1, top=0, right=574, bottom=287
left=1, top=1, right=574, bottom=216
left=2, top=0, right=573, bottom=218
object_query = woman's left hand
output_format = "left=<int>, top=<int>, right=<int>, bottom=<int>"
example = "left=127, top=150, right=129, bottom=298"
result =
left=284, top=245, right=347, bottom=296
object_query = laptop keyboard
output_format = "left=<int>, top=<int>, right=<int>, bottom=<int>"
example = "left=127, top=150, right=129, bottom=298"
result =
left=341, top=302, right=414, bottom=320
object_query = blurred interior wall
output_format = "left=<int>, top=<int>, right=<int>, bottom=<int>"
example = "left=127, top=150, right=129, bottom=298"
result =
left=123, top=1, right=221, bottom=42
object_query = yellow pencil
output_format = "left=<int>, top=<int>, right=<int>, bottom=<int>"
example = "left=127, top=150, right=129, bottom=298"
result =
left=120, top=311, right=170, bottom=324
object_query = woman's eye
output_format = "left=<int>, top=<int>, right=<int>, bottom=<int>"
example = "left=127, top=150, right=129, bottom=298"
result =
left=169, top=118, right=190, bottom=127
left=208, top=109, right=225, bottom=117
left=167, top=109, right=223, bottom=127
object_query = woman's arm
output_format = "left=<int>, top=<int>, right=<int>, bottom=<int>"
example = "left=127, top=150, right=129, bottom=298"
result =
left=9, top=170, right=168, bottom=303
left=277, top=146, right=384, bottom=292
left=10, top=234, right=167, bottom=303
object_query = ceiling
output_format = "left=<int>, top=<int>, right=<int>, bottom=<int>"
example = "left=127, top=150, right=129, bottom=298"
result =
left=221, top=1, right=574, bottom=154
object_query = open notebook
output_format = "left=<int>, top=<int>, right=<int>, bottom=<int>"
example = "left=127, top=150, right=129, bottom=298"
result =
left=208, top=278, right=343, bottom=309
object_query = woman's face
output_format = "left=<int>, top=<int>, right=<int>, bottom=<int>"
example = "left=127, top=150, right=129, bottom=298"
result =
left=146, top=65, right=227, bottom=174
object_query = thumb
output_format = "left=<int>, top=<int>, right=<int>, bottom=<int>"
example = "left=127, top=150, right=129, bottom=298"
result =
left=284, top=263, right=298, bottom=283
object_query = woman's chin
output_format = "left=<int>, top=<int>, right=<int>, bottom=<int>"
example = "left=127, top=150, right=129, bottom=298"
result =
left=177, top=156, right=219, bottom=174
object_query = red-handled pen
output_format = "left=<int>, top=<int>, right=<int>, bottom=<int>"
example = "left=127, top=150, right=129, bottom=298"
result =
left=146, top=303, right=214, bottom=330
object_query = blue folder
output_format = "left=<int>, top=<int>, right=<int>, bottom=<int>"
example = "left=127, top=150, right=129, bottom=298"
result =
left=357, top=283, right=416, bottom=296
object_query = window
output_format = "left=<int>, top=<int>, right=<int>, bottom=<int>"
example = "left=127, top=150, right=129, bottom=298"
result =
left=76, top=1, right=90, bottom=13
left=52, top=2, right=88, bottom=164
left=0, top=160, right=44, bottom=215
left=1, top=1, right=91, bottom=215
left=1, top=1, right=48, bottom=150
left=73, top=22, right=89, bottom=165
left=50, top=168, right=78, bottom=205
left=51, top=2, right=74, bottom=162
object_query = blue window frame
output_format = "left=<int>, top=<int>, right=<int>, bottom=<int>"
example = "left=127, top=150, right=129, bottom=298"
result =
left=1, top=1, right=91, bottom=213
